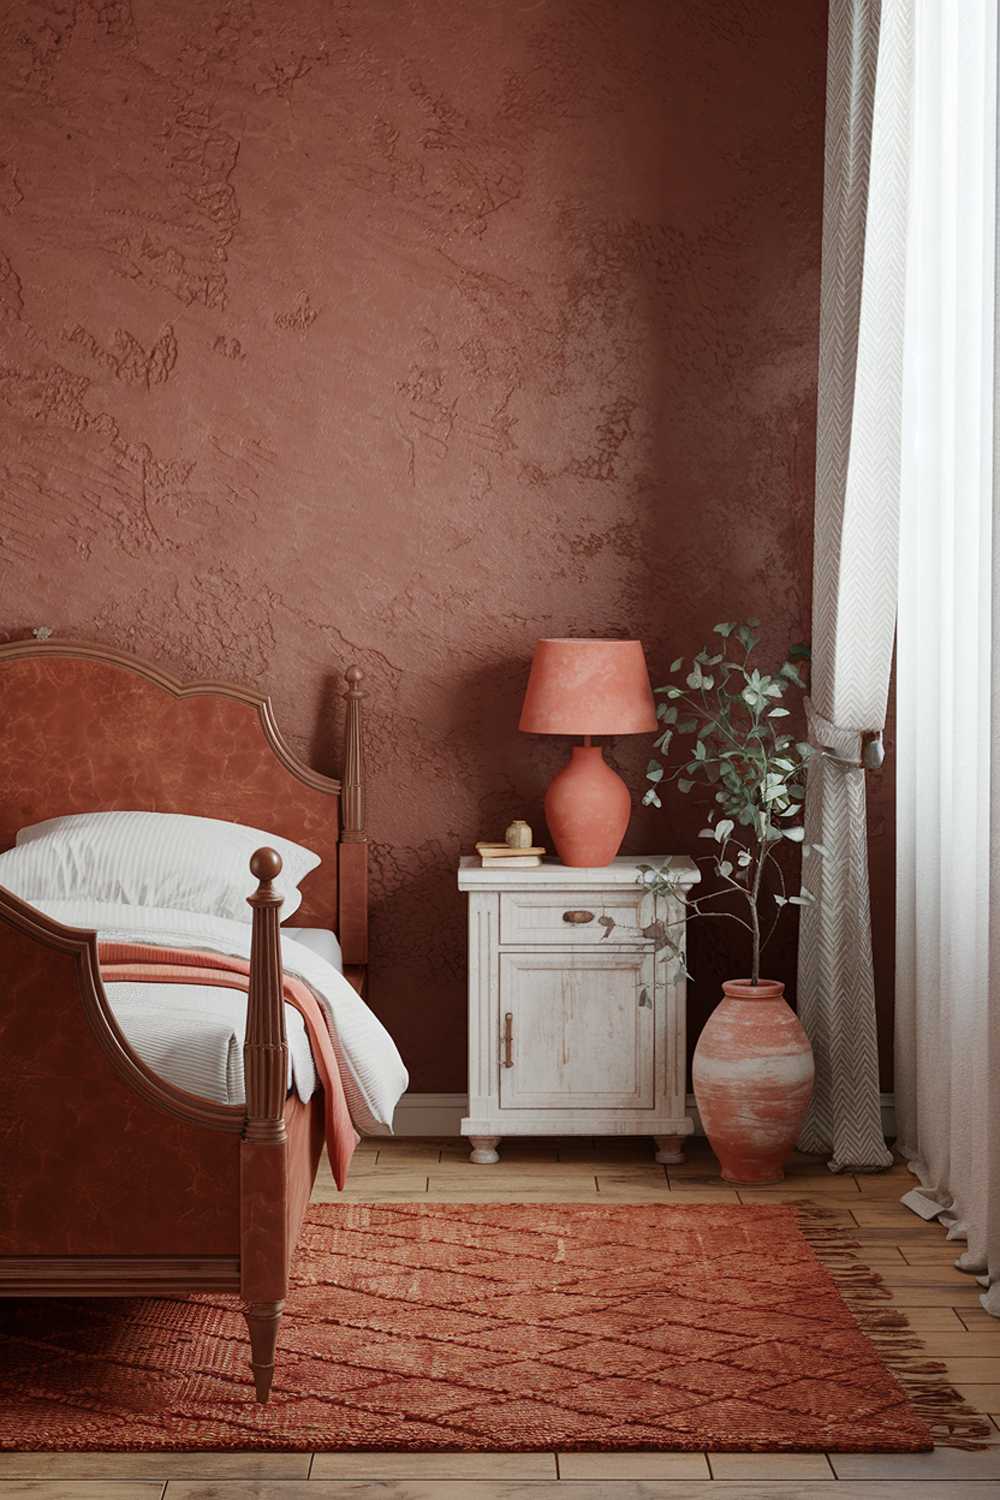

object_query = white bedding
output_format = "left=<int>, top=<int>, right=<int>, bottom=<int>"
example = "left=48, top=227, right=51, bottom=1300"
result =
left=32, top=901, right=407, bottom=1134
left=286, top=927, right=344, bottom=972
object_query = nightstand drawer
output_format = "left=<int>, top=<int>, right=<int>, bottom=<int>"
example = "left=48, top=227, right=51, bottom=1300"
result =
left=500, top=890, right=650, bottom=946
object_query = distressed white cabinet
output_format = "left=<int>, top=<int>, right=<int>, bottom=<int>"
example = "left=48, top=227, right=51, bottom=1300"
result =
left=458, top=855, right=699, bottom=1164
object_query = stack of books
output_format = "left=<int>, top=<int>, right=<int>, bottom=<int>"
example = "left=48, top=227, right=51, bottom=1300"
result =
left=475, top=841, right=546, bottom=868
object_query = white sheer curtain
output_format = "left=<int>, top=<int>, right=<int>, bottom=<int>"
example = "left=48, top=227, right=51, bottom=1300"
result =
left=894, top=0, right=1000, bottom=1316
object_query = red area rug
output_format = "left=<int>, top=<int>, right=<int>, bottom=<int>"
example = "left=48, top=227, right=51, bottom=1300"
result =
left=0, top=1202, right=985, bottom=1452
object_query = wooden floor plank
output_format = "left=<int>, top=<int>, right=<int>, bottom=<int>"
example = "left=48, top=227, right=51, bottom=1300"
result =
left=158, top=1480, right=1000, bottom=1499
left=0, top=1455, right=309, bottom=1479
left=903, top=1333, right=1000, bottom=1357
left=900, top=1244, right=971, bottom=1264
left=830, top=1440, right=1000, bottom=1481
left=877, top=1306, right=967, bottom=1329
left=707, top=1452, right=835, bottom=1479
left=944, top=1357, right=1000, bottom=1383
left=557, top=1452, right=710, bottom=1478
left=953, top=1382, right=1000, bottom=1409
left=959, top=1308, right=1000, bottom=1331
left=0, top=1485, right=162, bottom=1499
left=311, top=1453, right=557, bottom=1479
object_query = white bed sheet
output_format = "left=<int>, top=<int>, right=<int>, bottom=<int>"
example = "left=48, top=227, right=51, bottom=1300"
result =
left=32, top=901, right=407, bottom=1133
left=286, top=926, right=343, bottom=972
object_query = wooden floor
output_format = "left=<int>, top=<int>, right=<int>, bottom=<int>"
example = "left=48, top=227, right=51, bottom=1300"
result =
left=3, top=1136, right=999, bottom=1499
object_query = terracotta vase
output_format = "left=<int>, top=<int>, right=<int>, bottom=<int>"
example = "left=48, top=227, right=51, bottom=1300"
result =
left=544, top=744, right=631, bottom=866
left=692, top=979, right=814, bottom=1186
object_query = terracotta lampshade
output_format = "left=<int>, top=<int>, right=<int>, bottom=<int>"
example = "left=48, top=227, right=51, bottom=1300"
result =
left=519, top=639, right=657, bottom=736
left=518, top=639, right=656, bottom=868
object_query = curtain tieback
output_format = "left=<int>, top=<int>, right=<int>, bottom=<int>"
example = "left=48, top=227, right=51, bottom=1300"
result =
left=805, top=698, right=885, bottom=772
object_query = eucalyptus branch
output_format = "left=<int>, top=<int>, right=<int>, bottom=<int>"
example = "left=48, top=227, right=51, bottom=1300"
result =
left=640, top=621, right=812, bottom=987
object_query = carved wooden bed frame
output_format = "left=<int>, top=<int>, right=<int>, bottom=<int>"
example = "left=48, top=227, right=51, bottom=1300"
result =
left=0, top=640, right=368, bottom=1402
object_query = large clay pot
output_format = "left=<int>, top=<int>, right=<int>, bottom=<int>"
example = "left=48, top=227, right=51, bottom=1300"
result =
left=692, top=979, right=814, bottom=1186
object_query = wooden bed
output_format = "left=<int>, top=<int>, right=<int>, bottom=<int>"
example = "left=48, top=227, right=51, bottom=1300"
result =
left=0, top=640, right=369, bottom=1402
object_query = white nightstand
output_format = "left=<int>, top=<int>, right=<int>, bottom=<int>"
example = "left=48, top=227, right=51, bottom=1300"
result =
left=457, top=855, right=699, bottom=1164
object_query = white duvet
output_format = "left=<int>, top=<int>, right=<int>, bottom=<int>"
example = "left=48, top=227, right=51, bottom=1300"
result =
left=31, top=900, right=408, bottom=1135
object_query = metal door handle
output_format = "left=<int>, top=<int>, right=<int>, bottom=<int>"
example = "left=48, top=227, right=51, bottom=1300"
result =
left=502, top=1012, right=513, bottom=1067
left=562, top=909, right=595, bottom=924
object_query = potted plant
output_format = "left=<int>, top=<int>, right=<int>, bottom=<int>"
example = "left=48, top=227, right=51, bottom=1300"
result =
left=638, top=621, right=819, bottom=1185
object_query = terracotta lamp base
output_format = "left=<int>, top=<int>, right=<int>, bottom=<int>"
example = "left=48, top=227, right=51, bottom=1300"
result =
left=545, top=744, right=631, bottom=867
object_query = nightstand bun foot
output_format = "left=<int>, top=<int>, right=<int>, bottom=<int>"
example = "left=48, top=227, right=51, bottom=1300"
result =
left=469, top=1136, right=501, bottom=1164
left=654, top=1134, right=685, bottom=1165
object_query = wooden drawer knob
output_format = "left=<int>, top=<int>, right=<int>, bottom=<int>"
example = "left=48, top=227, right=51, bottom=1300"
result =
left=562, top=909, right=595, bottom=924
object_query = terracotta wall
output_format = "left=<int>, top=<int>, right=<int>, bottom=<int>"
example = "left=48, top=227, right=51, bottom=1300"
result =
left=0, top=0, right=865, bottom=1094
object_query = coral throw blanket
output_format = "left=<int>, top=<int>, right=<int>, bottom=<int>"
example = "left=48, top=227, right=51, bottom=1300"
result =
left=98, top=943, right=358, bottom=1188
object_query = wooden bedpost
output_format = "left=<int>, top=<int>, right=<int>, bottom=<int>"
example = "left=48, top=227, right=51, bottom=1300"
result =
left=241, top=847, right=288, bottom=1403
left=338, top=665, right=369, bottom=969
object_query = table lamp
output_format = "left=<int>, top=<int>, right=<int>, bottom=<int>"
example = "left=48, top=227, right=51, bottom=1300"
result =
left=519, top=638, right=657, bottom=867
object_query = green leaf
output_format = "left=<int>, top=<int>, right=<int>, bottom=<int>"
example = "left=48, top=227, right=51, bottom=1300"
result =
left=774, top=894, right=787, bottom=906
left=779, top=660, right=806, bottom=687
left=670, top=656, right=683, bottom=671
left=737, top=850, right=752, bottom=866
left=646, top=762, right=664, bottom=783
left=677, top=778, right=694, bottom=793
left=693, top=739, right=707, bottom=759
left=677, top=718, right=697, bottom=734
left=789, top=642, right=811, bottom=660
left=714, top=818, right=734, bottom=843
left=782, top=825, right=805, bottom=841
left=642, top=788, right=661, bottom=807
left=698, top=827, right=716, bottom=839
left=768, top=707, right=790, bottom=717
left=718, top=860, right=733, bottom=878
left=713, top=622, right=736, bottom=637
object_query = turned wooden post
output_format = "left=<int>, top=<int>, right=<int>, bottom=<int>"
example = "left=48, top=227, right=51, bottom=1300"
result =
left=244, top=847, right=288, bottom=1144
left=241, top=847, right=288, bottom=1403
left=338, top=665, right=369, bottom=966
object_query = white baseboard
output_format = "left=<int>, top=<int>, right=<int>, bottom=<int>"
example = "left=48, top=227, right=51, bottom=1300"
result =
left=392, top=1092, right=897, bottom=1140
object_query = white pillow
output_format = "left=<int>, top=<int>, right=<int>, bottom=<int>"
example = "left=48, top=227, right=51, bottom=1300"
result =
left=3, top=811, right=320, bottom=923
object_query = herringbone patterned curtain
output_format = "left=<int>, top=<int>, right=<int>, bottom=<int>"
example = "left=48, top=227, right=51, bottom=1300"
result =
left=796, top=0, right=905, bottom=1170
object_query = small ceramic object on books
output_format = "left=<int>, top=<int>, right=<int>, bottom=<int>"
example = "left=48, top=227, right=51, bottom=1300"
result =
left=505, top=819, right=532, bottom=849
left=692, top=979, right=814, bottom=1186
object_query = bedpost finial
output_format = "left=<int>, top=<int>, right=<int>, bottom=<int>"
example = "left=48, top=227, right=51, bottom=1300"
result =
left=250, top=846, right=283, bottom=884
left=345, top=664, right=364, bottom=691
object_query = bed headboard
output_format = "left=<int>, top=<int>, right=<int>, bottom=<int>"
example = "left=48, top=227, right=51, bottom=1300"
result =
left=0, top=640, right=368, bottom=959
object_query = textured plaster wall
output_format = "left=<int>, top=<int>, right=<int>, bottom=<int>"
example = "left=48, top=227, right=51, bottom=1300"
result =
left=0, top=0, right=879, bottom=1094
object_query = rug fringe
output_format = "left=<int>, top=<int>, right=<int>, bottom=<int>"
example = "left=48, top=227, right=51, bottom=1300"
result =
left=793, top=1200, right=993, bottom=1450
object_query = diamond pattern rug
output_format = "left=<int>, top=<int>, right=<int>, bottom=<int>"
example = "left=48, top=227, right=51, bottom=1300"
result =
left=0, top=1203, right=942, bottom=1451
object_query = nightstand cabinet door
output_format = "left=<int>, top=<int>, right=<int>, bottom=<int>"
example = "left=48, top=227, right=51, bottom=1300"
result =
left=498, top=950, right=655, bottom=1110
